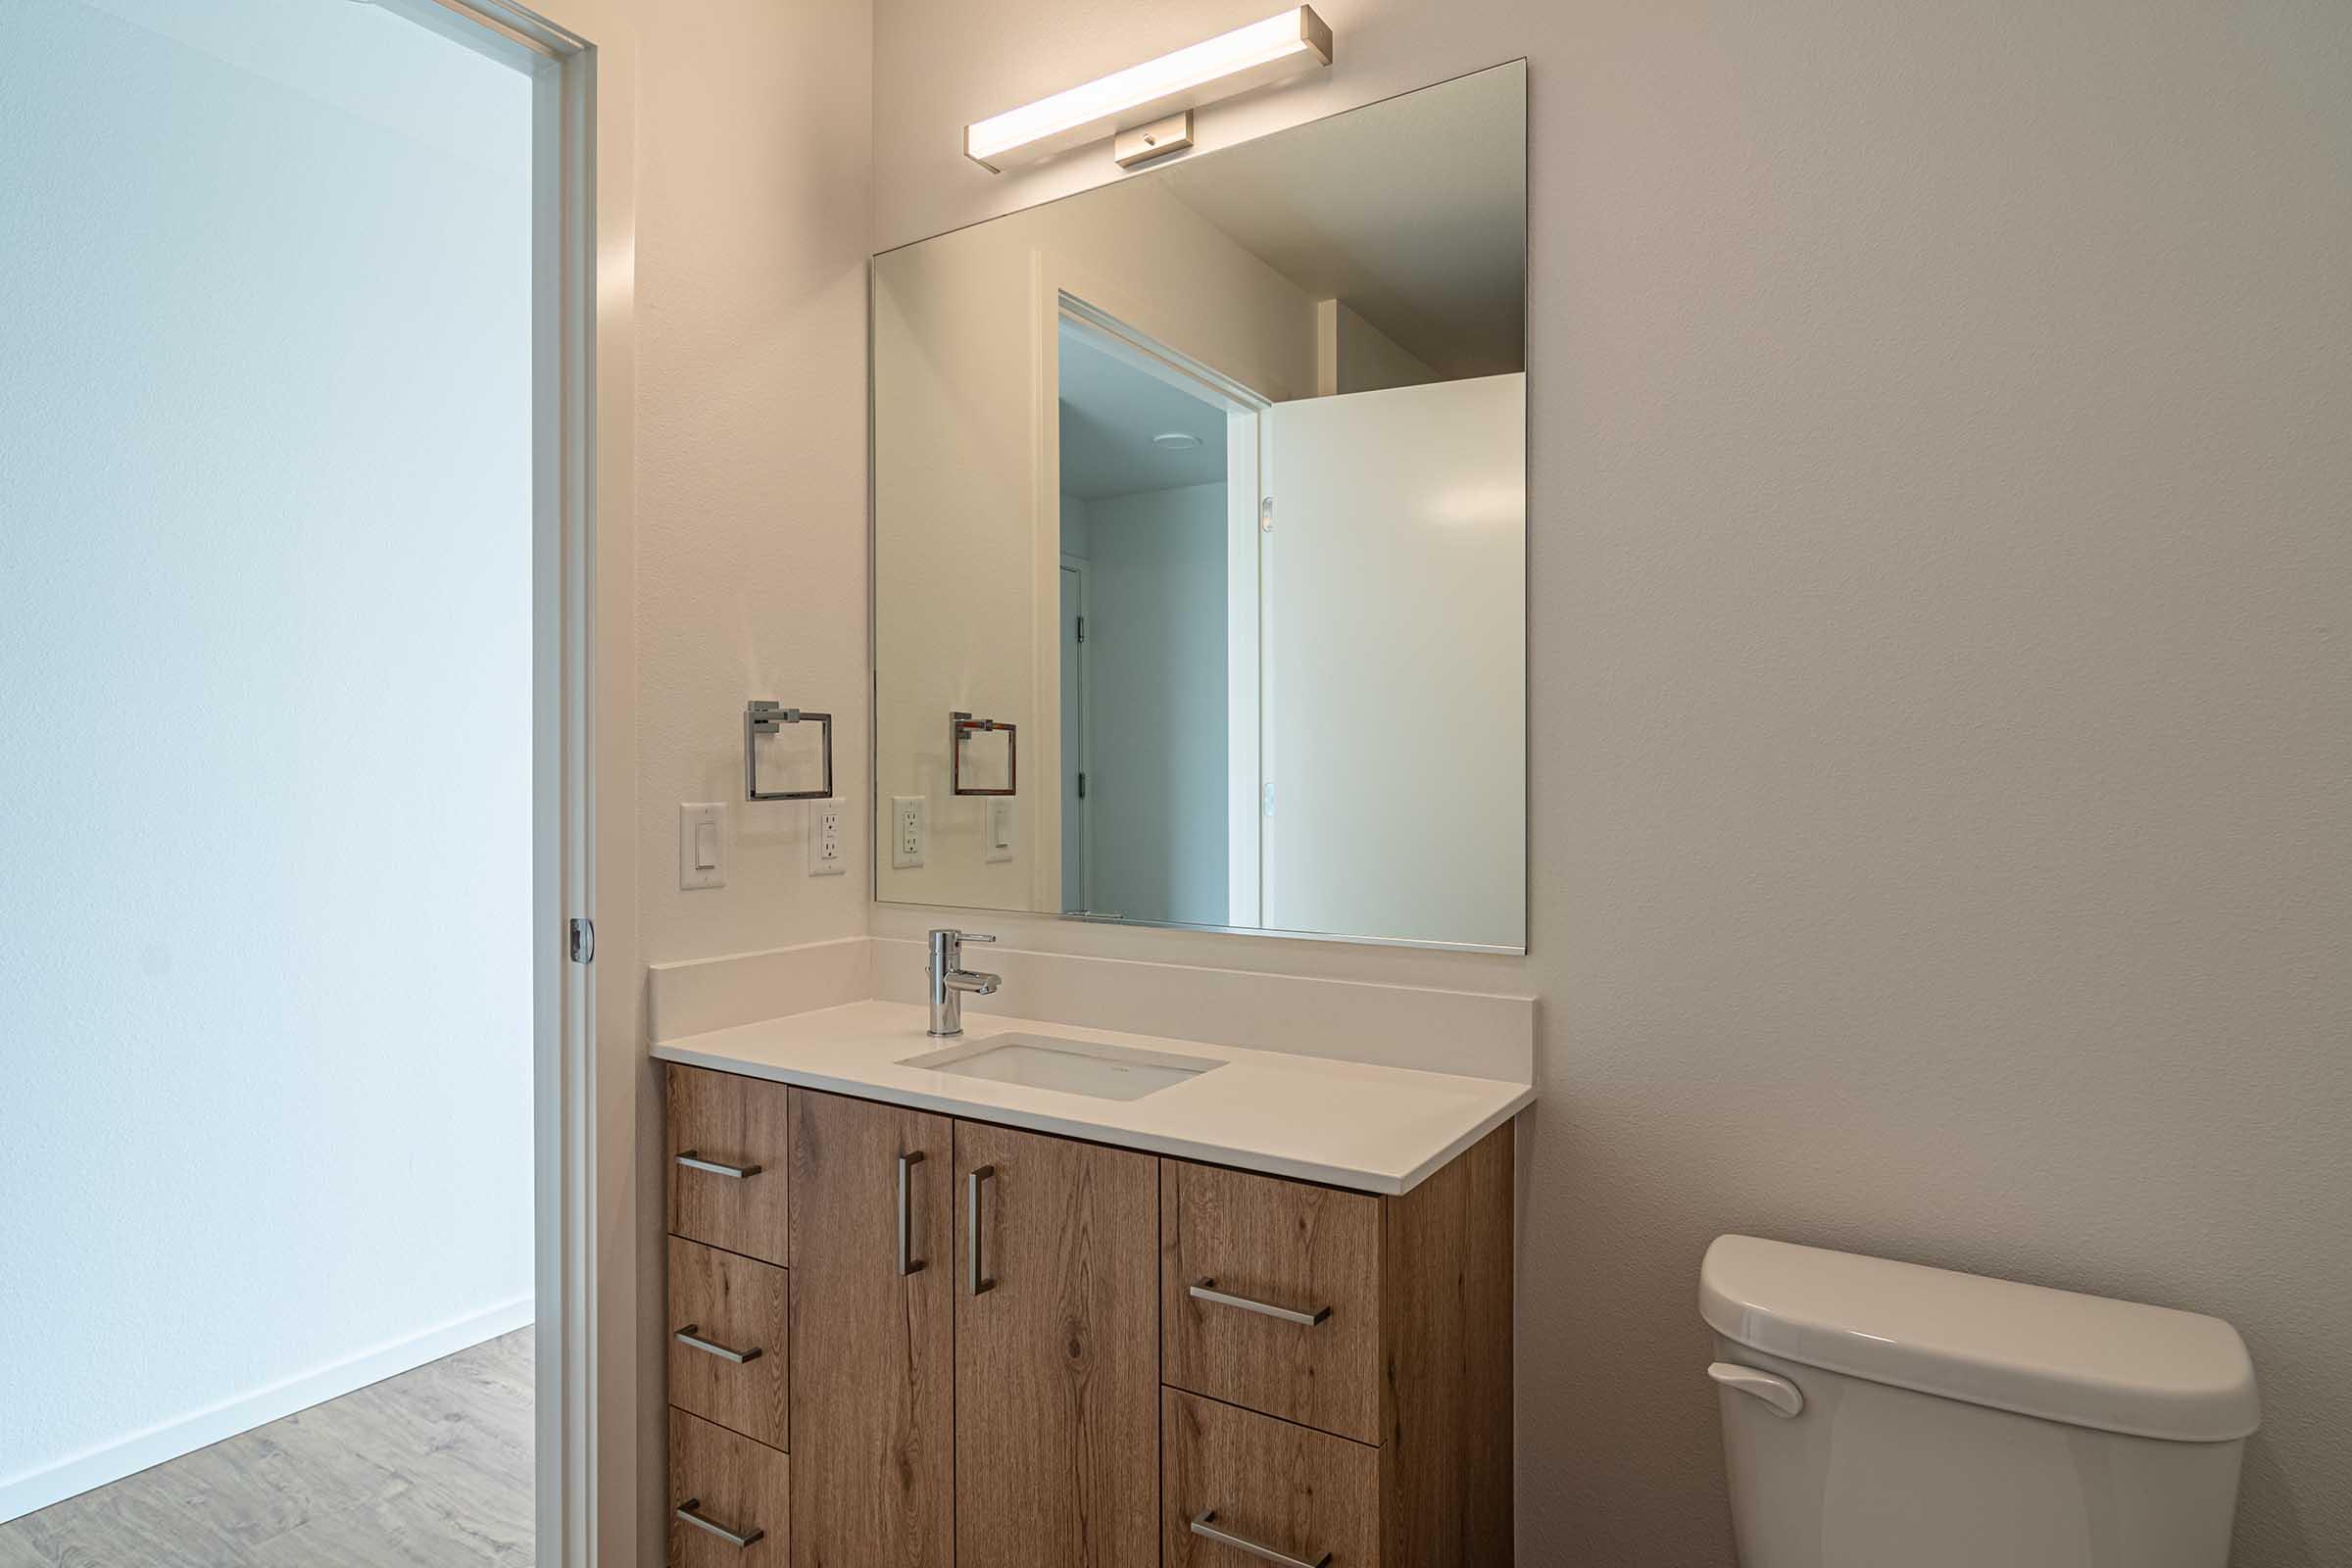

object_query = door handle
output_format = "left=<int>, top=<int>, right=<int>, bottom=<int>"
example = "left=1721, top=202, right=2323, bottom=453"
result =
left=675, top=1498, right=764, bottom=1548
left=897, top=1151, right=926, bottom=1276
left=674, top=1150, right=761, bottom=1179
left=967, top=1164, right=997, bottom=1296
left=673, top=1325, right=762, bottom=1365
left=1189, top=1279, right=1332, bottom=1328
left=1189, top=1510, right=1330, bottom=1568
left=1707, top=1361, right=1805, bottom=1418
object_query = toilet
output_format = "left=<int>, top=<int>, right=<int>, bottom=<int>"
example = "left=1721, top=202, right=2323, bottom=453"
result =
left=1700, top=1235, right=2260, bottom=1567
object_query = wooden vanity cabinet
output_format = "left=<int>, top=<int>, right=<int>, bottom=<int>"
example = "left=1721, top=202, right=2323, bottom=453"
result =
left=785, top=1087, right=954, bottom=1568
left=663, top=1066, right=1514, bottom=1568
left=1160, top=1125, right=1517, bottom=1568
left=953, top=1120, right=1159, bottom=1568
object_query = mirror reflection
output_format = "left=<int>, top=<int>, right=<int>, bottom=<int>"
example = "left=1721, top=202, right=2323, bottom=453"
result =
left=873, top=62, right=1527, bottom=951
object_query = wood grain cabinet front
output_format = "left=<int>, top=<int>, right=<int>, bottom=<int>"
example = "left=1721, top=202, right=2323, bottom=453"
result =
left=666, top=1236, right=790, bottom=1452
left=952, top=1120, right=1158, bottom=1568
left=668, top=1407, right=788, bottom=1568
left=662, top=1073, right=1515, bottom=1568
left=785, top=1087, right=955, bottom=1568
left=666, top=1063, right=791, bottom=1266
left=1164, top=1387, right=1380, bottom=1568
left=1161, top=1158, right=1386, bottom=1444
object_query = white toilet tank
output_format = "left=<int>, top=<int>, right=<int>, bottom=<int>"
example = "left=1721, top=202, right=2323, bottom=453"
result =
left=1700, top=1236, right=2259, bottom=1568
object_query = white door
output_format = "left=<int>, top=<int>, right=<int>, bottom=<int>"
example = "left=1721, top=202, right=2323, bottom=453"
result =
left=1260, top=373, right=1526, bottom=949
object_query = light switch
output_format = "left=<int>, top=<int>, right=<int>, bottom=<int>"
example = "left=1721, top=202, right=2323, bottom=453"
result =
left=985, top=797, right=1014, bottom=862
left=679, top=803, right=725, bottom=890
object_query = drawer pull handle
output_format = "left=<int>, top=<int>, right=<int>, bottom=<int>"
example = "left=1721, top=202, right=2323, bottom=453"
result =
left=676, top=1498, right=764, bottom=1549
left=1190, top=1279, right=1332, bottom=1328
left=673, top=1324, right=762, bottom=1365
left=967, top=1164, right=997, bottom=1297
left=675, top=1150, right=762, bottom=1180
left=898, top=1151, right=927, bottom=1276
left=1190, top=1509, right=1330, bottom=1568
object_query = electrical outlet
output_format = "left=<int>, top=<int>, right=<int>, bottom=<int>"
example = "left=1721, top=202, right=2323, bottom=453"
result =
left=985, top=797, right=1015, bottom=862
left=891, top=795, right=926, bottom=868
left=807, top=798, right=846, bottom=876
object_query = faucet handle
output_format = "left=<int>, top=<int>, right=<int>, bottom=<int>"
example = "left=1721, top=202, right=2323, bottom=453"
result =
left=960, top=932, right=998, bottom=945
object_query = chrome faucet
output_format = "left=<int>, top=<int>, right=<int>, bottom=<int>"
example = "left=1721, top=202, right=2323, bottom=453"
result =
left=926, top=928, right=1001, bottom=1037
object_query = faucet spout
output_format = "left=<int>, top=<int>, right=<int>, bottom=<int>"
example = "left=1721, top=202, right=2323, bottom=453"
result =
left=926, top=928, right=1002, bottom=1036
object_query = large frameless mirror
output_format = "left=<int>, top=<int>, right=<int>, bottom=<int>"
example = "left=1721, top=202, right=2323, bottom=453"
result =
left=872, top=61, right=1527, bottom=952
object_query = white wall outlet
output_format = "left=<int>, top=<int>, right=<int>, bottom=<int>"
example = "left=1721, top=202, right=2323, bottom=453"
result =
left=807, top=798, right=846, bottom=876
left=891, top=794, right=926, bottom=868
left=678, top=802, right=725, bottom=890
left=985, top=797, right=1015, bottom=862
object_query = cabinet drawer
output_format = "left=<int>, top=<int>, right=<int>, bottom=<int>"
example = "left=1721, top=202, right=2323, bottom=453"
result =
left=1164, top=1389, right=1378, bottom=1568
left=666, top=1064, right=790, bottom=1265
left=668, top=1407, right=788, bottom=1568
left=667, top=1236, right=790, bottom=1451
left=1161, top=1158, right=1385, bottom=1443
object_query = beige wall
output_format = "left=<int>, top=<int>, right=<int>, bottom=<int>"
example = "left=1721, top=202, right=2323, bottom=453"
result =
left=636, top=2, right=875, bottom=972
left=625, top=1, right=872, bottom=1561
left=873, top=1, right=2352, bottom=1564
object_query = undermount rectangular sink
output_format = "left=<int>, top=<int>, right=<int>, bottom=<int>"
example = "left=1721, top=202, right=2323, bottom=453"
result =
left=898, top=1032, right=1222, bottom=1102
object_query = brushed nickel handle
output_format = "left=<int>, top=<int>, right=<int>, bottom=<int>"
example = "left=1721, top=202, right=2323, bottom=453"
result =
left=967, top=1164, right=996, bottom=1296
left=675, top=1150, right=762, bottom=1179
left=676, top=1498, right=764, bottom=1548
left=1190, top=1279, right=1332, bottom=1328
left=1189, top=1510, right=1329, bottom=1568
left=898, top=1151, right=927, bottom=1276
left=673, top=1325, right=762, bottom=1365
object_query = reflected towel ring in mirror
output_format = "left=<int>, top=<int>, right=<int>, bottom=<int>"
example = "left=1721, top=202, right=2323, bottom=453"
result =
left=746, top=702, right=834, bottom=801
left=951, top=711, right=1017, bottom=797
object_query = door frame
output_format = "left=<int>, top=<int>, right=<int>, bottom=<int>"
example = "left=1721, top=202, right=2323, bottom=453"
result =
left=389, top=2, right=639, bottom=1564
left=1056, top=555, right=1094, bottom=914
left=1033, top=279, right=1270, bottom=926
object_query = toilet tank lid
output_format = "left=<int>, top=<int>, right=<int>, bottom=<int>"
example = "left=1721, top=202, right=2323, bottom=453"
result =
left=1699, top=1236, right=2259, bottom=1443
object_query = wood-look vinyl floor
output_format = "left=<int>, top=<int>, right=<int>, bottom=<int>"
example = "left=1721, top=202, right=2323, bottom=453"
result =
left=0, top=1328, right=534, bottom=1567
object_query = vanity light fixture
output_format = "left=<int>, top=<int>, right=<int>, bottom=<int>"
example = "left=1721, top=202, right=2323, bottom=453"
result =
left=963, top=6, right=1333, bottom=173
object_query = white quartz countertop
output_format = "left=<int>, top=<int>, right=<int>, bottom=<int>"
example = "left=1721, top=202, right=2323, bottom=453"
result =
left=651, top=1000, right=1534, bottom=1195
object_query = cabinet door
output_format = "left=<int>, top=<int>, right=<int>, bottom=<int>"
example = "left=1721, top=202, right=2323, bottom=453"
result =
left=953, top=1121, right=1158, bottom=1568
left=788, top=1090, right=953, bottom=1568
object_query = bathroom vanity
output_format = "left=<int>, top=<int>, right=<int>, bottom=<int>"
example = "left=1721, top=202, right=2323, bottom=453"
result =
left=660, top=52, right=1536, bottom=1568
left=654, top=1003, right=1526, bottom=1568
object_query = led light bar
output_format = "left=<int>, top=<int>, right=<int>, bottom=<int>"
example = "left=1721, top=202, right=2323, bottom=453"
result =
left=964, top=6, right=1333, bottom=173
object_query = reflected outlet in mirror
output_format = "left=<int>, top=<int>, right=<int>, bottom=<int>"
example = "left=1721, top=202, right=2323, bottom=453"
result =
left=899, top=1033, right=1223, bottom=1102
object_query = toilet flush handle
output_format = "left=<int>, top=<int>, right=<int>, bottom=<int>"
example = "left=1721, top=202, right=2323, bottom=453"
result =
left=1708, top=1361, right=1805, bottom=1418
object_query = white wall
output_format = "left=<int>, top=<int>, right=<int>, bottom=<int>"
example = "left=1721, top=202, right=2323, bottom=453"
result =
left=1080, top=482, right=1231, bottom=927
left=872, top=2, right=2352, bottom=1563
left=1261, top=374, right=1525, bottom=948
left=0, top=0, right=534, bottom=1519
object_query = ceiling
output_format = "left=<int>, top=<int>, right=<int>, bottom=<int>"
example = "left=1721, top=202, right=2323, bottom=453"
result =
left=1057, top=322, right=1227, bottom=500
left=1156, top=65, right=1526, bottom=380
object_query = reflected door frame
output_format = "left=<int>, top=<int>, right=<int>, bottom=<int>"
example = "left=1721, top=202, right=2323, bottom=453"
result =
left=1058, top=554, right=1094, bottom=914
left=1035, top=274, right=1270, bottom=924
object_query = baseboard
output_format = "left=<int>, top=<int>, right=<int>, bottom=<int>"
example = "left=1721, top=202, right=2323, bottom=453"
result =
left=0, top=1294, right=535, bottom=1525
